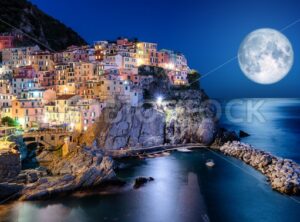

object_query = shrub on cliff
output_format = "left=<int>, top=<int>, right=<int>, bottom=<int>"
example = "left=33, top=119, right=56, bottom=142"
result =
left=1, top=116, right=18, bottom=127
left=187, top=70, right=201, bottom=90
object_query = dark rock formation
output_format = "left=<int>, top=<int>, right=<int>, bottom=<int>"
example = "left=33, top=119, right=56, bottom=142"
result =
left=164, top=91, right=216, bottom=145
left=80, top=104, right=166, bottom=149
left=216, top=141, right=300, bottom=195
left=133, top=176, right=154, bottom=189
left=0, top=151, right=21, bottom=180
left=212, top=128, right=239, bottom=146
left=17, top=146, right=115, bottom=200
left=80, top=89, right=217, bottom=149
left=0, top=183, right=23, bottom=200
left=239, top=130, right=250, bottom=138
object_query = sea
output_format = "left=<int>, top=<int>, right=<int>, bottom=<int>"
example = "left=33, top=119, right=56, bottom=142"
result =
left=1, top=98, right=300, bottom=222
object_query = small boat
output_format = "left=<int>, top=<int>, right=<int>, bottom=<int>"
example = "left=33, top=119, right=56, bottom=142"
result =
left=147, top=154, right=155, bottom=158
left=138, top=155, right=145, bottom=159
left=206, top=159, right=215, bottom=167
left=162, top=152, right=170, bottom=156
left=177, top=148, right=191, bottom=152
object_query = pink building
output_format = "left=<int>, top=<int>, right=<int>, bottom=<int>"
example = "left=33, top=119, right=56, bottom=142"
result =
left=38, top=71, right=56, bottom=89
left=0, top=35, right=14, bottom=50
left=11, top=99, right=44, bottom=129
left=12, top=66, right=40, bottom=97
left=75, top=99, right=105, bottom=131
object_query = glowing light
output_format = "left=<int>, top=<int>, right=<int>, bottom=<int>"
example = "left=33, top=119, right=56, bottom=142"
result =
left=83, top=126, right=87, bottom=131
left=137, top=58, right=144, bottom=66
left=156, top=96, right=163, bottom=105
left=166, top=63, right=174, bottom=70
left=17, top=118, right=25, bottom=126
left=33, top=91, right=39, bottom=98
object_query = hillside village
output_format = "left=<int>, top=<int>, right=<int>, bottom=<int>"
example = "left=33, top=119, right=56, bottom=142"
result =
left=0, top=34, right=197, bottom=149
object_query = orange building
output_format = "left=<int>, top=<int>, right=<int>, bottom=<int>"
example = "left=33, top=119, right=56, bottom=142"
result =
left=0, top=35, right=14, bottom=50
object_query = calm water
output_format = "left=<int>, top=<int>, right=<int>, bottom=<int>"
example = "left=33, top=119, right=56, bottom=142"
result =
left=1, top=98, right=300, bottom=222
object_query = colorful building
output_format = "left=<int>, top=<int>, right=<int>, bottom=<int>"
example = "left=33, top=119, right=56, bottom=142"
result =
left=12, top=66, right=40, bottom=97
left=11, top=99, right=44, bottom=129
left=30, top=51, right=55, bottom=72
left=2, top=45, right=40, bottom=69
left=0, top=35, right=14, bottom=50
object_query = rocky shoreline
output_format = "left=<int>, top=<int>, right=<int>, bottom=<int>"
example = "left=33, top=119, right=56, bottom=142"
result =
left=0, top=146, right=116, bottom=201
left=215, top=141, right=300, bottom=195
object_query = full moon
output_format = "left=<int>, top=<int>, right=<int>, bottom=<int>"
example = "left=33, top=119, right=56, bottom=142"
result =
left=238, top=28, right=294, bottom=84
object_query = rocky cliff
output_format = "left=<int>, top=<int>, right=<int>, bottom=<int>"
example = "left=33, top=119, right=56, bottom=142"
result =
left=0, top=145, right=115, bottom=201
left=80, top=89, right=217, bottom=150
left=0, top=151, right=21, bottom=180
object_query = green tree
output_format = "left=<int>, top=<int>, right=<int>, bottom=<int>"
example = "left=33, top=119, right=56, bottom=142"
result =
left=187, top=70, right=201, bottom=90
left=1, top=116, right=18, bottom=127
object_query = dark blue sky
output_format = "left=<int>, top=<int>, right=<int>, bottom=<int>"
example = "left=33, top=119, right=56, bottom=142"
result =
left=30, top=0, right=300, bottom=98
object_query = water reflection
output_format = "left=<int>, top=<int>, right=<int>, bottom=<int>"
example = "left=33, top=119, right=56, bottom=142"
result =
left=2, top=150, right=300, bottom=222
left=221, top=98, right=300, bottom=163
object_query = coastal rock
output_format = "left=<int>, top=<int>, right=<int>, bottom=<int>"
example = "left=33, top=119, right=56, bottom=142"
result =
left=219, top=141, right=300, bottom=195
left=239, top=130, right=250, bottom=138
left=80, top=104, right=165, bottom=149
left=133, top=176, right=154, bottom=189
left=80, top=90, right=217, bottom=149
left=0, top=183, right=23, bottom=201
left=0, top=150, right=21, bottom=181
left=18, top=147, right=116, bottom=201
left=212, top=128, right=239, bottom=146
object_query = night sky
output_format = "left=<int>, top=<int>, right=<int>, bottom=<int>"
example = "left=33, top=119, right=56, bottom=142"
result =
left=30, top=0, right=300, bottom=98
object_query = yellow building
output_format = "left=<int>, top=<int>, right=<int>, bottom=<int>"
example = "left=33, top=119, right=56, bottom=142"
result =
left=135, top=42, right=158, bottom=66
left=30, top=51, right=55, bottom=72
left=44, top=95, right=82, bottom=131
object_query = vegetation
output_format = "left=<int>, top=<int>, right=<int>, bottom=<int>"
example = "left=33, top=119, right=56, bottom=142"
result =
left=187, top=70, right=201, bottom=90
left=1, top=116, right=18, bottom=127
left=138, top=65, right=168, bottom=79
left=0, top=0, right=87, bottom=51
left=142, top=102, right=153, bottom=109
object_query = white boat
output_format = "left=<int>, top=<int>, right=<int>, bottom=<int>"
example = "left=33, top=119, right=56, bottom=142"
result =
left=177, top=148, right=191, bottom=152
left=206, top=159, right=215, bottom=167
left=162, top=152, right=171, bottom=156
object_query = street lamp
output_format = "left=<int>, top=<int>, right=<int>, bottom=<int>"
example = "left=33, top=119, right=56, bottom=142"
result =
left=156, top=96, right=163, bottom=106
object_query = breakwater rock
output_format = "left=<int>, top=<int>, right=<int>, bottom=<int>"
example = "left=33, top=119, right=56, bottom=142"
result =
left=217, top=141, right=300, bottom=195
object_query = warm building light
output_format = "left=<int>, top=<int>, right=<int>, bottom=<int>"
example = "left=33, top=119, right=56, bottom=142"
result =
left=166, top=63, right=174, bottom=70
left=137, top=58, right=144, bottom=66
